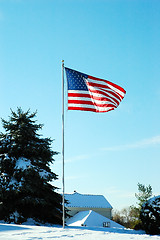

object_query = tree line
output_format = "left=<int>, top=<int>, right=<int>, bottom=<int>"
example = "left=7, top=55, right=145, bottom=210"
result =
left=113, top=183, right=160, bottom=235
left=113, top=183, right=152, bottom=229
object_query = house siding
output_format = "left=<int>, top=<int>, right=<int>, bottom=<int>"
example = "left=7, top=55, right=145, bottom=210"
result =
left=67, top=207, right=112, bottom=219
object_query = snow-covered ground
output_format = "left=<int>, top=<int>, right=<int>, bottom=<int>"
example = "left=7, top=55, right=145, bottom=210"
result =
left=0, top=223, right=160, bottom=240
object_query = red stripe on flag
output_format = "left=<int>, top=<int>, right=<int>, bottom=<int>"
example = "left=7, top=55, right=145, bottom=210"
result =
left=68, top=100, right=116, bottom=108
left=68, top=106, right=115, bottom=113
left=68, top=93, right=90, bottom=98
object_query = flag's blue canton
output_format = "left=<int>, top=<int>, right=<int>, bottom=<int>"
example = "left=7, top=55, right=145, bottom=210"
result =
left=65, top=68, right=88, bottom=91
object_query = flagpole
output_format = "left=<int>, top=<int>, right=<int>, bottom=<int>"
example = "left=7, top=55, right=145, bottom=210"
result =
left=62, top=60, right=65, bottom=228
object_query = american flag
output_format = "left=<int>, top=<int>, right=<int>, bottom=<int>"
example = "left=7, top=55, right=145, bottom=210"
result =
left=65, top=67, right=126, bottom=113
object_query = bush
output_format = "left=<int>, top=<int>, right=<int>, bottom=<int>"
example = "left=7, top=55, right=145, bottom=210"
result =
left=140, top=195, right=160, bottom=235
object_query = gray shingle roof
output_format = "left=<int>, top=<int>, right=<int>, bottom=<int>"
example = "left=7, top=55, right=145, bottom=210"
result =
left=65, top=192, right=112, bottom=209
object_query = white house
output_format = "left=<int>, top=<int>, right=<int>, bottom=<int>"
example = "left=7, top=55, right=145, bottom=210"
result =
left=65, top=191, right=113, bottom=219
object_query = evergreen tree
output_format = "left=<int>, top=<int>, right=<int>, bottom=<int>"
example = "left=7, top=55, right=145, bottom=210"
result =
left=130, top=183, right=153, bottom=229
left=140, top=196, right=160, bottom=235
left=135, top=183, right=152, bottom=208
left=0, top=108, right=62, bottom=224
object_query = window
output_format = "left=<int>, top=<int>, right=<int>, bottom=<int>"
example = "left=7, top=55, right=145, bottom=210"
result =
left=103, top=222, right=110, bottom=227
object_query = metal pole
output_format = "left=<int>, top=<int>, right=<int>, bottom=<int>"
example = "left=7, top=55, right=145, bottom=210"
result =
left=62, top=60, right=65, bottom=228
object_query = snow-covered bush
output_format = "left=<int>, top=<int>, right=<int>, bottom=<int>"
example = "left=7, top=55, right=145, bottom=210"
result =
left=140, top=195, right=160, bottom=235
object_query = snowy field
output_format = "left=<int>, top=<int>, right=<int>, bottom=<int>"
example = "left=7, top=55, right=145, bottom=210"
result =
left=0, top=224, right=160, bottom=240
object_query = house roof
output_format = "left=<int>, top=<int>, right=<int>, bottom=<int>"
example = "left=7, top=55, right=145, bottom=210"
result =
left=66, top=210, right=124, bottom=228
left=65, top=192, right=112, bottom=209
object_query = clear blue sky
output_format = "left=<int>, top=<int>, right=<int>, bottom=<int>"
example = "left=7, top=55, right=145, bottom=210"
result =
left=0, top=0, right=160, bottom=210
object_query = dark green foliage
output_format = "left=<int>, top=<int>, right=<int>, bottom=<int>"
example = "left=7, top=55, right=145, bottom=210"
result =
left=140, top=196, right=160, bottom=235
left=0, top=108, right=62, bottom=225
